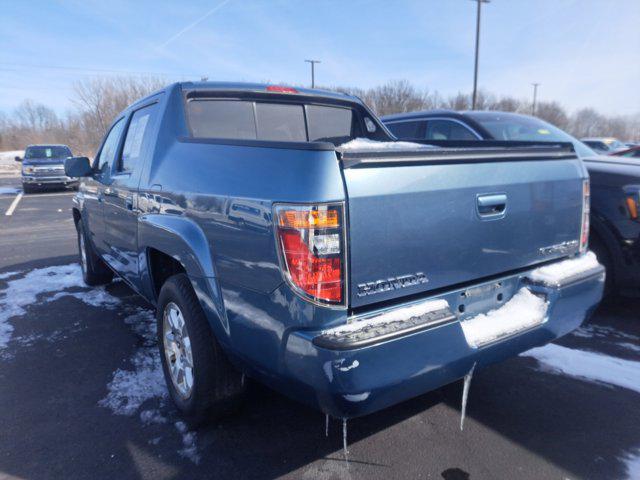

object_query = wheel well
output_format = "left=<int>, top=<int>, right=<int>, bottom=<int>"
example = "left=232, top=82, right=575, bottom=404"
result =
left=148, top=248, right=187, bottom=298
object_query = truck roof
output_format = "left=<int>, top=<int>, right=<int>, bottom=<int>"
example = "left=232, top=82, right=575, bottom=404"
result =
left=180, top=81, right=356, bottom=102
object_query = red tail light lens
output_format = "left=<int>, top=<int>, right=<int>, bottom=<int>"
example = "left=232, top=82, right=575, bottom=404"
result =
left=275, top=204, right=345, bottom=306
left=580, top=179, right=590, bottom=253
left=266, top=85, right=298, bottom=94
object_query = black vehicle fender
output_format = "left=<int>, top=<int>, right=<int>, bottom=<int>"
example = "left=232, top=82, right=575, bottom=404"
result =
left=589, top=209, right=624, bottom=282
left=138, top=214, right=232, bottom=344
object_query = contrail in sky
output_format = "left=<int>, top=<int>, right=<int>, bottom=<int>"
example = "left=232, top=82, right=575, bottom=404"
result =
left=158, top=0, right=232, bottom=49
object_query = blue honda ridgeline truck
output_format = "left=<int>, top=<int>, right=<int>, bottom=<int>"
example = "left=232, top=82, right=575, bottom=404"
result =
left=65, top=82, right=604, bottom=424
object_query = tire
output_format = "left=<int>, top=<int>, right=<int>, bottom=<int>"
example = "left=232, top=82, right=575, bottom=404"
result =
left=157, top=274, right=245, bottom=425
left=589, top=234, right=614, bottom=297
left=22, top=183, right=34, bottom=194
left=77, top=221, right=113, bottom=286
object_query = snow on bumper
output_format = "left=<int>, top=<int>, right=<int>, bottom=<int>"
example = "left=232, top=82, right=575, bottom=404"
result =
left=284, top=253, right=605, bottom=418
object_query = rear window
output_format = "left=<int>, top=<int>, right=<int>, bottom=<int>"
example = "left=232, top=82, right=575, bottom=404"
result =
left=186, top=99, right=357, bottom=144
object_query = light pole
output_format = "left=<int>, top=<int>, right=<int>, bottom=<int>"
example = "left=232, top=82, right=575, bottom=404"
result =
left=531, top=83, right=540, bottom=116
left=471, top=0, right=490, bottom=110
left=305, top=59, right=321, bottom=88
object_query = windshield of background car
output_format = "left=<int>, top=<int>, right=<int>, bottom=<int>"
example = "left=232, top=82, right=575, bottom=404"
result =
left=466, top=113, right=596, bottom=158
left=186, top=99, right=360, bottom=145
left=24, top=146, right=71, bottom=159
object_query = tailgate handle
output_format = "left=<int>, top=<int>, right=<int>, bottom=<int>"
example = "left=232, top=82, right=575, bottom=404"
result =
left=477, top=193, right=507, bottom=217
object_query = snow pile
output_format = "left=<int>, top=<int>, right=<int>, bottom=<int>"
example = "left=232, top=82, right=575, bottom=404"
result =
left=521, top=343, right=640, bottom=395
left=338, top=137, right=431, bottom=151
left=0, top=187, right=20, bottom=195
left=461, top=289, right=548, bottom=348
left=323, top=299, right=450, bottom=336
left=99, top=308, right=167, bottom=415
left=0, top=264, right=119, bottom=350
left=528, top=251, right=601, bottom=287
left=99, top=307, right=201, bottom=464
left=622, top=448, right=640, bottom=480
left=175, top=421, right=201, bottom=464
left=0, top=150, right=23, bottom=177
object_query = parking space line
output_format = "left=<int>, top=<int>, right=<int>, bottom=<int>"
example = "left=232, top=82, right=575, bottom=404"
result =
left=23, top=192, right=75, bottom=198
left=5, top=193, right=23, bottom=216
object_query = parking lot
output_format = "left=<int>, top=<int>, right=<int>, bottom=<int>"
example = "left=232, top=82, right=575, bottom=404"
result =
left=0, top=176, right=639, bottom=480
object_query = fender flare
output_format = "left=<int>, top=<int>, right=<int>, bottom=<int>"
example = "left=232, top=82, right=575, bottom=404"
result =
left=138, top=214, right=231, bottom=343
left=589, top=210, right=623, bottom=282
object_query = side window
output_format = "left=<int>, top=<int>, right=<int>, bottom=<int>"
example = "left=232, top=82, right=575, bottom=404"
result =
left=386, top=121, right=422, bottom=139
left=95, top=119, right=126, bottom=174
left=425, top=120, right=478, bottom=141
left=120, top=103, right=158, bottom=172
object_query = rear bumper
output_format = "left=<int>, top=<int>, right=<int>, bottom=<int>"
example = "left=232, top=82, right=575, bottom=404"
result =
left=282, top=256, right=605, bottom=418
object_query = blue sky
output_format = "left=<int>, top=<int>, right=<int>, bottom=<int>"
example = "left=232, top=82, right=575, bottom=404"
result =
left=1, top=0, right=639, bottom=116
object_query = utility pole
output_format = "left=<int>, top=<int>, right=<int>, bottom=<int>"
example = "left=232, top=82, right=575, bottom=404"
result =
left=304, top=59, right=321, bottom=88
left=471, top=0, right=490, bottom=110
left=531, top=83, right=540, bottom=116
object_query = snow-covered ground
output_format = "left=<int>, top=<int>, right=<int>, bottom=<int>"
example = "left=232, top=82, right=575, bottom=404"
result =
left=0, top=263, right=201, bottom=464
left=0, top=150, right=23, bottom=177
left=523, top=329, right=640, bottom=479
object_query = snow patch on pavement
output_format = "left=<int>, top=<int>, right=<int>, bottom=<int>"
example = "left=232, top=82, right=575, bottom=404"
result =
left=0, top=271, right=20, bottom=280
left=175, top=421, right=201, bottom=464
left=0, top=264, right=120, bottom=350
left=622, top=448, right=640, bottom=480
left=99, top=307, right=201, bottom=464
left=99, top=308, right=167, bottom=415
left=521, top=343, right=640, bottom=395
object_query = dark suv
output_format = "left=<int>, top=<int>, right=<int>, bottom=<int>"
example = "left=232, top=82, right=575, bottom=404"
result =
left=16, top=144, right=76, bottom=193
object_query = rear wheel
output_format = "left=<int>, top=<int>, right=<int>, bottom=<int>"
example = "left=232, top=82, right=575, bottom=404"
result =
left=158, top=274, right=244, bottom=425
left=77, top=221, right=113, bottom=286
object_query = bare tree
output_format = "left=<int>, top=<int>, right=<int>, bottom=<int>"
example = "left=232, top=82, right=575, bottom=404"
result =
left=535, top=101, right=570, bottom=130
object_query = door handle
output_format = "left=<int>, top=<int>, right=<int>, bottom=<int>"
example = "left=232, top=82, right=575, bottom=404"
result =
left=477, top=193, right=507, bottom=217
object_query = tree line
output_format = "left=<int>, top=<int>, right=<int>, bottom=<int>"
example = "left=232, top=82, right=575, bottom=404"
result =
left=0, top=77, right=638, bottom=156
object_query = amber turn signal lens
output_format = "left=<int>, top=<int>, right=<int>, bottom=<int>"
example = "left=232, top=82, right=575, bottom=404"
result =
left=278, top=209, right=340, bottom=229
left=626, top=197, right=638, bottom=219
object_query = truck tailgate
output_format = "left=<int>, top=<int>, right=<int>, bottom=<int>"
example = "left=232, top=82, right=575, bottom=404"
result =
left=341, top=147, right=585, bottom=308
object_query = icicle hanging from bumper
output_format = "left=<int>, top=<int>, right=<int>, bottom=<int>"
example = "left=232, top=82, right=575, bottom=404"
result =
left=342, top=418, right=349, bottom=463
left=460, top=362, right=476, bottom=431
left=325, top=414, right=329, bottom=437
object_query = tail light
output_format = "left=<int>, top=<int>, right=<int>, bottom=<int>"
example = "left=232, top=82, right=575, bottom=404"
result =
left=274, top=203, right=346, bottom=306
left=580, top=179, right=590, bottom=253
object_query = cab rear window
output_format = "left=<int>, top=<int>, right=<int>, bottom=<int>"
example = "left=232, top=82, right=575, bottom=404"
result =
left=186, top=99, right=357, bottom=144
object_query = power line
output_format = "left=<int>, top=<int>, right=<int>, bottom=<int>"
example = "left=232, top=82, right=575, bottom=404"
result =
left=0, top=62, right=203, bottom=78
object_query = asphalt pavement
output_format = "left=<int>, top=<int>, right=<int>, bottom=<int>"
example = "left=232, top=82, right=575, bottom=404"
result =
left=0, top=176, right=639, bottom=480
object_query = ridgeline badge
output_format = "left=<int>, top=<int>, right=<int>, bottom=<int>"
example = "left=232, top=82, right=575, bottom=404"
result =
left=357, top=272, right=428, bottom=297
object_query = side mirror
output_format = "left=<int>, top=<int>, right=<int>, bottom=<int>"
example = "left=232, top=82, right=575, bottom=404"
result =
left=14, top=156, right=22, bottom=162
left=65, top=156, right=93, bottom=178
